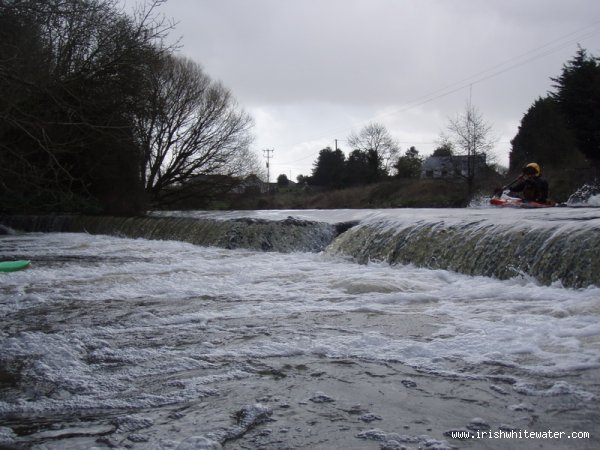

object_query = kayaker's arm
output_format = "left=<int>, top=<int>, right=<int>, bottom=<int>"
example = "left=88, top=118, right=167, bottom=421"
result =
left=492, top=176, right=523, bottom=198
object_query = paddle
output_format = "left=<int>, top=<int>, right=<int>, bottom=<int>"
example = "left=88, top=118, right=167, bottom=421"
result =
left=492, top=175, right=522, bottom=198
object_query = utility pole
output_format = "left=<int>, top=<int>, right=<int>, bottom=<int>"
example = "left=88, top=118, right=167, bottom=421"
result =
left=263, top=149, right=274, bottom=192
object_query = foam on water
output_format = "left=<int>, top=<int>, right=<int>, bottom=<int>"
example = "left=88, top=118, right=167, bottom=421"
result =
left=2, top=232, right=600, bottom=421
left=151, top=206, right=600, bottom=229
left=585, top=194, right=600, bottom=206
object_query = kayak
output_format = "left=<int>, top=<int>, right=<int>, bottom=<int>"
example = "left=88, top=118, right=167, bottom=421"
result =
left=490, top=197, right=555, bottom=208
left=0, top=260, right=31, bottom=272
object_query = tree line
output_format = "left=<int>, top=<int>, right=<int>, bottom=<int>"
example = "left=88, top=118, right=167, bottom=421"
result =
left=0, top=0, right=258, bottom=214
left=298, top=123, right=404, bottom=189
left=303, top=103, right=495, bottom=192
left=303, top=46, right=599, bottom=193
left=510, top=46, right=599, bottom=174
left=303, top=142, right=423, bottom=189
left=3, top=1, right=596, bottom=215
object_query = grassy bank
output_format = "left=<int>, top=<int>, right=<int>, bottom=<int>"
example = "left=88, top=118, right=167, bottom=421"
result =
left=226, top=178, right=499, bottom=210
left=164, top=167, right=590, bottom=211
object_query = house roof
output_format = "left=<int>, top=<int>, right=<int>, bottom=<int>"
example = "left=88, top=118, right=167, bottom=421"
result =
left=422, top=156, right=455, bottom=171
left=422, top=154, right=487, bottom=171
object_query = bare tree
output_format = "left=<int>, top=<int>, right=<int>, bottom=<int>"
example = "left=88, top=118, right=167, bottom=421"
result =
left=347, top=123, right=400, bottom=176
left=0, top=0, right=172, bottom=213
left=135, top=54, right=255, bottom=206
left=441, top=100, right=497, bottom=194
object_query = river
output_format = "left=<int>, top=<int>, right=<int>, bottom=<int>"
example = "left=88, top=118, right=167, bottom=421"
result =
left=1, top=208, right=599, bottom=449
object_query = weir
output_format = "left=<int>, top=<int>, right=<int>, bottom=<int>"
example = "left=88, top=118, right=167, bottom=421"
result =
left=0, top=215, right=345, bottom=253
left=1, top=209, right=599, bottom=288
left=327, top=217, right=600, bottom=288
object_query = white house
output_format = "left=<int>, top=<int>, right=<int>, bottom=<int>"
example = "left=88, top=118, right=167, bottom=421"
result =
left=421, top=155, right=487, bottom=179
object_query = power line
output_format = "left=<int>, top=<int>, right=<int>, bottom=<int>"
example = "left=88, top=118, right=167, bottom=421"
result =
left=337, top=28, right=600, bottom=135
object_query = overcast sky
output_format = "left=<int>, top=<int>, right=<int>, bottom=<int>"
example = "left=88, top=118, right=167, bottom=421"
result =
left=152, top=0, right=600, bottom=180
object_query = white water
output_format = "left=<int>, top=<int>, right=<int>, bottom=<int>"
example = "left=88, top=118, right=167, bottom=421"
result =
left=151, top=205, right=600, bottom=228
left=1, top=209, right=600, bottom=449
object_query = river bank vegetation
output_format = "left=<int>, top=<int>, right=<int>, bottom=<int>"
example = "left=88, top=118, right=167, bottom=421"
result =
left=189, top=167, right=584, bottom=211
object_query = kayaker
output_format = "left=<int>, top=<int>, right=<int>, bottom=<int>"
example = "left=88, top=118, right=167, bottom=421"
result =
left=508, top=162, right=549, bottom=203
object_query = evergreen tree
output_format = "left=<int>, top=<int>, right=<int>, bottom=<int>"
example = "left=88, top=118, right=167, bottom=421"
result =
left=550, top=47, right=600, bottom=163
left=344, top=150, right=370, bottom=185
left=509, top=97, right=583, bottom=171
left=310, top=147, right=346, bottom=187
left=277, top=174, right=290, bottom=187
left=394, top=147, right=423, bottom=178
left=432, top=143, right=454, bottom=157
left=343, top=149, right=384, bottom=185
left=365, top=149, right=385, bottom=183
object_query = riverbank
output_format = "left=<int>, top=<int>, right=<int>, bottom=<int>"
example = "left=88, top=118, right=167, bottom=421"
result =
left=209, top=179, right=481, bottom=210
left=190, top=169, right=585, bottom=210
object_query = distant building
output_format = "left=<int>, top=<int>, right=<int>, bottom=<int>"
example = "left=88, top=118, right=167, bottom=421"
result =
left=421, top=155, right=487, bottom=179
left=232, top=174, right=268, bottom=194
left=188, top=174, right=268, bottom=194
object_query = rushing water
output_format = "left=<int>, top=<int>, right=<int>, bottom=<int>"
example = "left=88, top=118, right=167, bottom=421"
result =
left=1, top=208, right=600, bottom=449
left=3, top=207, right=600, bottom=288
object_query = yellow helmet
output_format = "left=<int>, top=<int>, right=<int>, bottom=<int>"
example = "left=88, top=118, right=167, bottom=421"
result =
left=523, top=162, right=541, bottom=176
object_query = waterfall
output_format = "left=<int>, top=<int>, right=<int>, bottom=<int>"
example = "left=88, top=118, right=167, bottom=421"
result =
left=1, top=210, right=599, bottom=288
left=0, top=215, right=347, bottom=253
left=327, top=216, right=599, bottom=288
